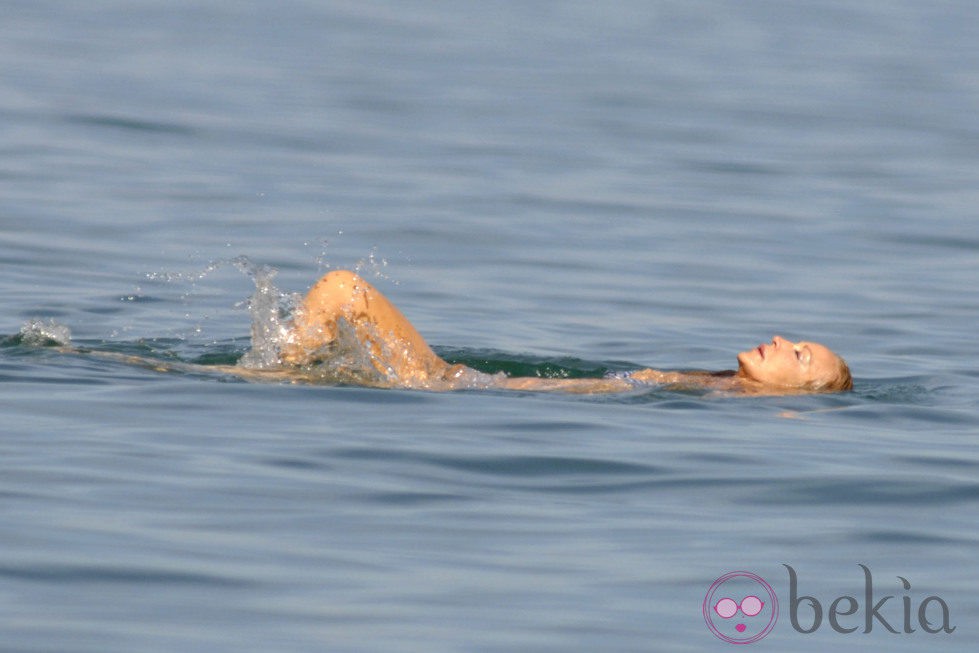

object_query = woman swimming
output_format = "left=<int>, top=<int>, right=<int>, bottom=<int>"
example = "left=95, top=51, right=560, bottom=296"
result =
left=278, top=270, right=852, bottom=395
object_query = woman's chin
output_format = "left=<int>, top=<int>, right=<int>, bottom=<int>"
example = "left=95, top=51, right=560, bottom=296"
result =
left=734, top=362, right=763, bottom=385
left=735, top=352, right=753, bottom=372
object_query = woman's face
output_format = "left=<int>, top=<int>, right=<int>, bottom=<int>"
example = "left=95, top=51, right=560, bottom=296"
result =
left=737, top=335, right=840, bottom=389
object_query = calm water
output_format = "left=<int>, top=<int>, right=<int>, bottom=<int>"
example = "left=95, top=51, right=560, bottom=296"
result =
left=2, top=1, right=979, bottom=650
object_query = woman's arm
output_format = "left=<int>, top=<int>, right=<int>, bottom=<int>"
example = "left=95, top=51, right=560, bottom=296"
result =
left=497, top=375, right=637, bottom=394
left=496, top=368, right=702, bottom=394
left=628, top=368, right=685, bottom=384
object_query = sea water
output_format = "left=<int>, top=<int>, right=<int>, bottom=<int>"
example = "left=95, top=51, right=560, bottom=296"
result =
left=2, top=1, right=978, bottom=651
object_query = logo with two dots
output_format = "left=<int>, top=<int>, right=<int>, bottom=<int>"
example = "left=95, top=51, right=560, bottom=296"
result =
left=703, top=571, right=779, bottom=644
left=703, top=565, right=955, bottom=644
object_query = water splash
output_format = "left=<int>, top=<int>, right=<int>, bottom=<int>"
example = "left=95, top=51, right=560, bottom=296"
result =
left=129, top=254, right=411, bottom=384
left=301, top=317, right=397, bottom=387
left=139, top=255, right=304, bottom=369
left=139, top=258, right=241, bottom=343
left=142, top=259, right=227, bottom=285
left=233, top=256, right=300, bottom=370
left=310, top=230, right=343, bottom=273
left=354, top=246, right=396, bottom=284
left=18, top=319, right=72, bottom=347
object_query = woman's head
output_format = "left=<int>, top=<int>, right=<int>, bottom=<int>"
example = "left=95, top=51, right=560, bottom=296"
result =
left=736, top=335, right=852, bottom=392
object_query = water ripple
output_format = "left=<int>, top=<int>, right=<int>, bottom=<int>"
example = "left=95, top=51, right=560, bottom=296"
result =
left=853, top=530, right=971, bottom=546
left=748, top=477, right=979, bottom=506
left=0, top=563, right=252, bottom=587
left=64, top=113, right=198, bottom=137
left=331, top=447, right=668, bottom=479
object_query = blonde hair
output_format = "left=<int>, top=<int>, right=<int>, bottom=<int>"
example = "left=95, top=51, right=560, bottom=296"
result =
left=810, top=355, right=853, bottom=392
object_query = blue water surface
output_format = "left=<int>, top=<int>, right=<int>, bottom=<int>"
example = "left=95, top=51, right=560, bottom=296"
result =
left=2, top=1, right=978, bottom=651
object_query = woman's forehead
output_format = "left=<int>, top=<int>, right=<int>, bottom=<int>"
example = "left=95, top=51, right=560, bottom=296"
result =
left=807, top=341, right=831, bottom=355
left=807, top=342, right=839, bottom=367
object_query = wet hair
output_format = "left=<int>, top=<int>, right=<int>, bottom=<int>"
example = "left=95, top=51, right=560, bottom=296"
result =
left=809, top=355, right=853, bottom=392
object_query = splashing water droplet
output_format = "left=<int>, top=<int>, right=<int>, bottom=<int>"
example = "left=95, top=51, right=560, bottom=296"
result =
left=234, top=257, right=301, bottom=370
left=354, top=246, right=396, bottom=283
left=19, top=319, right=72, bottom=346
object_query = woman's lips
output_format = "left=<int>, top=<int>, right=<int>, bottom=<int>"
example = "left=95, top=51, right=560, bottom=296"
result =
left=757, top=345, right=765, bottom=359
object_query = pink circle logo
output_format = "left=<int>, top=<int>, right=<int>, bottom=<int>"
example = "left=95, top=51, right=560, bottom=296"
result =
left=703, top=571, right=779, bottom=644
